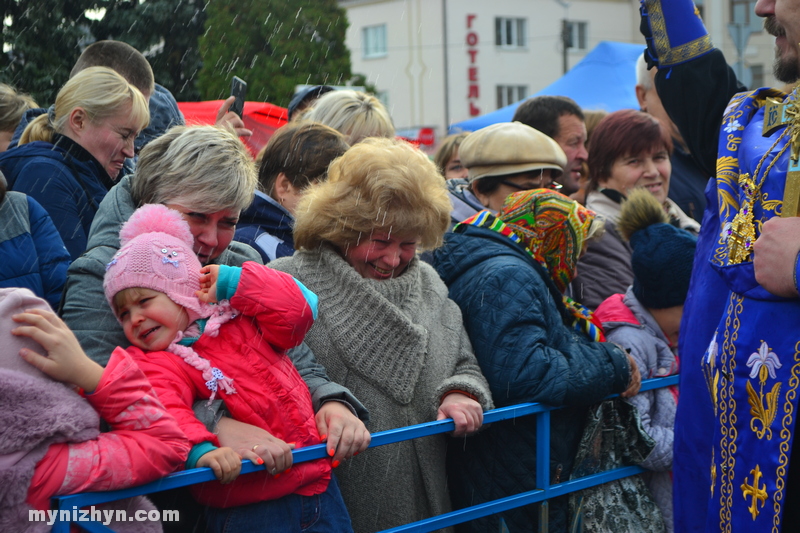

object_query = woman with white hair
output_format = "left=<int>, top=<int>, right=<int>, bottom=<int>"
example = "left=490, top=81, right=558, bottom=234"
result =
left=62, top=124, right=370, bottom=532
left=0, top=67, right=149, bottom=259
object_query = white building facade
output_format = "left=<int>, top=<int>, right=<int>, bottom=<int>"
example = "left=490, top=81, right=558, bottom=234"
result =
left=339, top=0, right=780, bottom=144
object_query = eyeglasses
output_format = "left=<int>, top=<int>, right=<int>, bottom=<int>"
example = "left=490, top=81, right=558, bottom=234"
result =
left=500, top=180, right=562, bottom=191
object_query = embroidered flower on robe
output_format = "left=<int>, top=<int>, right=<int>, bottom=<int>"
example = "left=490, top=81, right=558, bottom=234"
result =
left=724, top=119, right=742, bottom=133
left=705, top=333, right=718, bottom=367
left=747, top=341, right=781, bottom=385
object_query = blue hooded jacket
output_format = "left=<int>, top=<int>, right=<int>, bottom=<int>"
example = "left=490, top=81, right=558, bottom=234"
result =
left=234, top=191, right=295, bottom=264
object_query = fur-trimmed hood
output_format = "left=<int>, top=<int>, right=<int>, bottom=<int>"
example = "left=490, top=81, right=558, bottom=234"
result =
left=0, top=365, right=161, bottom=533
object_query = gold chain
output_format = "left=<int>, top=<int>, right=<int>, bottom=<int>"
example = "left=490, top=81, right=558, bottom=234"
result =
left=753, top=128, right=791, bottom=192
left=727, top=122, right=792, bottom=264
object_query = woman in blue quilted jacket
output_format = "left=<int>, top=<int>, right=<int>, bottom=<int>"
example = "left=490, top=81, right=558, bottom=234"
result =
left=0, top=172, right=70, bottom=309
left=434, top=188, right=641, bottom=533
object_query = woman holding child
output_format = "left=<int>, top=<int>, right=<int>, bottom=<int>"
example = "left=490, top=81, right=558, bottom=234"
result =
left=61, top=125, right=369, bottom=531
left=270, top=137, right=494, bottom=533
left=61, top=125, right=261, bottom=365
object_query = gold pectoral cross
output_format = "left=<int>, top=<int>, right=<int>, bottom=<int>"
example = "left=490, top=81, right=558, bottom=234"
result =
left=741, top=464, right=769, bottom=520
left=728, top=174, right=757, bottom=264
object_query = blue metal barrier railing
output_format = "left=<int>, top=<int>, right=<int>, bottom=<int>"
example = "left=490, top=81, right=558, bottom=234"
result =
left=49, top=374, right=679, bottom=533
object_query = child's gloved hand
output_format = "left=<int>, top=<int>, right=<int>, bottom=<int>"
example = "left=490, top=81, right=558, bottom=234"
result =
left=11, top=308, right=104, bottom=393
left=197, top=265, right=220, bottom=303
left=197, top=446, right=242, bottom=484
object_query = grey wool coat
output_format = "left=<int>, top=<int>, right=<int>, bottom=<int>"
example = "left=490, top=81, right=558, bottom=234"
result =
left=271, top=246, right=493, bottom=533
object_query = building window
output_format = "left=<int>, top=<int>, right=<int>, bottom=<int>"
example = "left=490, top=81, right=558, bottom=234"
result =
left=363, top=24, right=387, bottom=58
left=497, top=85, right=527, bottom=109
left=750, top=64, right=764, bottom=87
left=566, top=21, right=588, bottom=50
left=495, top=17, right=526, bottom=48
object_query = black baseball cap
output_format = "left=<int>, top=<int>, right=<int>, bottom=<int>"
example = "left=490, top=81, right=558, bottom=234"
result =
left=287, top=85, right=335, bottom=120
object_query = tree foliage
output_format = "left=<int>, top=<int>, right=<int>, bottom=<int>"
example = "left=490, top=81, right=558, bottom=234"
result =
left=0, top=0, right=110, bottom=105
left=90, top=0, right=206, bottom=101
left=0, top=0, right=358, bottom=107
left=198, top=0, right=353, bottom=107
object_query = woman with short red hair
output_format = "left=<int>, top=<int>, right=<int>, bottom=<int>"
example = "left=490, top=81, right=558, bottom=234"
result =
left=572, top=109, right=699, bottom=310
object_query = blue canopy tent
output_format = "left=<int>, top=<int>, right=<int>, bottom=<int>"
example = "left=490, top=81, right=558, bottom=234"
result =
left=450, top=41, right=644, bottom=134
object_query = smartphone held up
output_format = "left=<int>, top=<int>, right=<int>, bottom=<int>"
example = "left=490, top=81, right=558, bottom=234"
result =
left=230, top=76, right=247, bottom=118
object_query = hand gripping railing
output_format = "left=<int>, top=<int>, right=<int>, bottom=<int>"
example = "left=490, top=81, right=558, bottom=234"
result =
left=49, top=375, right=678, bottom=533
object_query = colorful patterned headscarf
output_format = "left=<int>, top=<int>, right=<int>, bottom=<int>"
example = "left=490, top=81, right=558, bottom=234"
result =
left=457, top=189, right=604, bottom=342
left=498, top=190, right=595, bottom=292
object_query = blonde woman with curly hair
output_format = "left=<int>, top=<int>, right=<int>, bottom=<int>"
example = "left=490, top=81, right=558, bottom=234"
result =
left=0, top=67, right=149, bottom=259
left=270, top=137, right=493, bottom=533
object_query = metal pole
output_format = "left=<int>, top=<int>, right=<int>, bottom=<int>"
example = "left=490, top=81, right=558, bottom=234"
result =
left=561, top=18, right=569, bottom=74
left=442, top=0, right=450, bottom=133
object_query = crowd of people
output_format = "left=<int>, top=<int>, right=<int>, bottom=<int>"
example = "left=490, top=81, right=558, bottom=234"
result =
left=2, top=0, right=800, bottom=531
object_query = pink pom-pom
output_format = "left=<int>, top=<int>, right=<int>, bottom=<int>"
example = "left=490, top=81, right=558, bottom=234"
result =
left=119, top=204, right=194, bottom=247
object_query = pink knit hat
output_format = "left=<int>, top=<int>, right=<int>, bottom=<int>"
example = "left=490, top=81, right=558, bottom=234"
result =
left=103, top=204, right=213, bottom=323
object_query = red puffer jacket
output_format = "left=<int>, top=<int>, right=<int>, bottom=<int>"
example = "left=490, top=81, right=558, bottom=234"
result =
left=130, top=262, right=329, bottom=508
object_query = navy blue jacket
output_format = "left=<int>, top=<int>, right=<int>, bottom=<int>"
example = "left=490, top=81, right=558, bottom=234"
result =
left=8, top=107, right=45, bottom=151
left=0, top=191, right=70, bottom=309
left=0, top=135, right=115, bottom=260
left=434, top=224, right=630, bottom=533
left=234, top=191, right=295, bottom=264
left=667, top=141, right=711, bottom=222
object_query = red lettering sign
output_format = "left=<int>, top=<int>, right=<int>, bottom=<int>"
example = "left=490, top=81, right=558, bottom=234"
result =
left=466, top=14, right=479, bottom=119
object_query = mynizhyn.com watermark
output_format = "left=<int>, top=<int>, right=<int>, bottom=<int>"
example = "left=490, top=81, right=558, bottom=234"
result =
left=29, top=507, right=179, bottom=526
